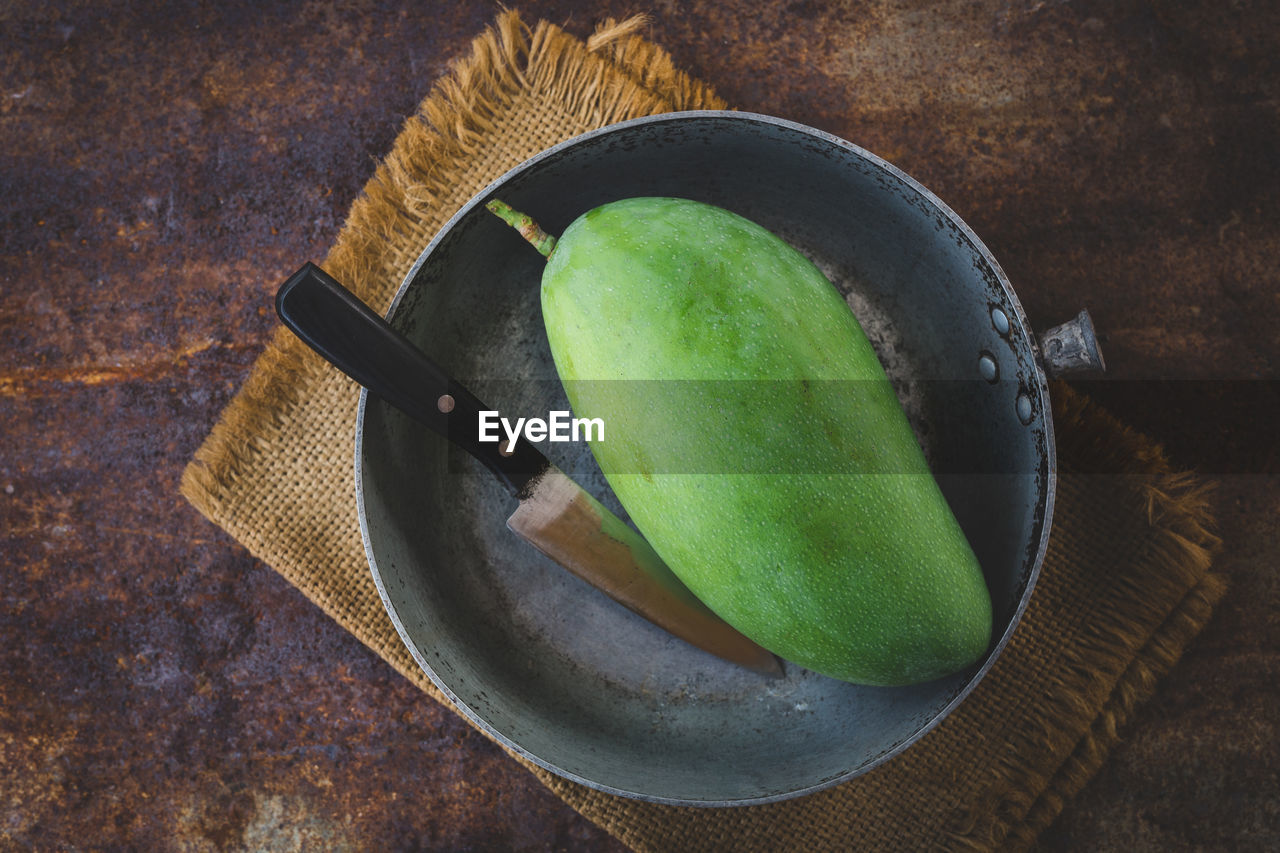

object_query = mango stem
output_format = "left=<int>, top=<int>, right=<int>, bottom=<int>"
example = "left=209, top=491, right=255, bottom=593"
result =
left=485, top=199, right=557, bottom=259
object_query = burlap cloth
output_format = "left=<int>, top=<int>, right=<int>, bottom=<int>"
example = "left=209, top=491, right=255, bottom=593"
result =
left=180, top=11, right=1227, bottom=851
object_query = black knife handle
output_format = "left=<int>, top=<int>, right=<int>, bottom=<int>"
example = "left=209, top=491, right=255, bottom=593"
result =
left=274, top=262, right=549, bottom=496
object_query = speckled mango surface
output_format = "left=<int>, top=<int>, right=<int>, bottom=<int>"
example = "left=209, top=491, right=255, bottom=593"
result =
left=542, top=197, right=991, bottom=685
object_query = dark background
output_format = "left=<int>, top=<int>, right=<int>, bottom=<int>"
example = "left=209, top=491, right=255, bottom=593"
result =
left=3, top=1, right=1276, bottom=849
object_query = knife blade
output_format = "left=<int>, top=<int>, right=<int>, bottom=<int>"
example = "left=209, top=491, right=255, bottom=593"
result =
left=275, top=262, right=783, bottom=677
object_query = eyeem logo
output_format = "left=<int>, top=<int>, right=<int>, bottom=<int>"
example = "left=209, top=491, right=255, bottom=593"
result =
left=478, top=410, right=604, bottom=451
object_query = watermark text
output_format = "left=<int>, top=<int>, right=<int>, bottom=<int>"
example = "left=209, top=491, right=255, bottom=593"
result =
left=478, top=410, right=604, bottom=451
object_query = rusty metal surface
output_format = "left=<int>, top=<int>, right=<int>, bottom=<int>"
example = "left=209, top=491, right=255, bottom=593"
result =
left=2, top=0, right=1276, bottom=849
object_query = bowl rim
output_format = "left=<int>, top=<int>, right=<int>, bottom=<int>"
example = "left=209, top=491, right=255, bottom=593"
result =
left=354, top=109, right=1057, bottom=806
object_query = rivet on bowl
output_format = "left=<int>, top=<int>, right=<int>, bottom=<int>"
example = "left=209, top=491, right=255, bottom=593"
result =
left=1016, top=390, right=1034, bottom=425
left=991, top=306, right=1010, bottom=336
left=978, top=352, right=999, bottom=383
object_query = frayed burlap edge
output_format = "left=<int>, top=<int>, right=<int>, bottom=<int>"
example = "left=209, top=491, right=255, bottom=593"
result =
left=945, top=383, right=1227, bottom=851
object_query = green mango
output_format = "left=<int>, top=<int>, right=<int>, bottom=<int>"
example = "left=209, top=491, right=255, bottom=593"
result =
left=493, top=196, right=992, bottom=686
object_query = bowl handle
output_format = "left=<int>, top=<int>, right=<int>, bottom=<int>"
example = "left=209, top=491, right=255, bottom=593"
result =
left=1038, top=309, right=1107, bottom=377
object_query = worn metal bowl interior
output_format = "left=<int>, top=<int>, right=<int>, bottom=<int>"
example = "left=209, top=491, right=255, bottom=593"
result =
left=355, top=112, right=1054, bottom=805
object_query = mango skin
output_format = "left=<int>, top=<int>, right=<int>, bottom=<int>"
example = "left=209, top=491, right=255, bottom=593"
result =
left=540, top=197, right=992, bottom=686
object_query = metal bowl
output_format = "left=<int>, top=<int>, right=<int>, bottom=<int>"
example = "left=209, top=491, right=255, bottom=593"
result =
left=356, top=111, right=1058, bottom=805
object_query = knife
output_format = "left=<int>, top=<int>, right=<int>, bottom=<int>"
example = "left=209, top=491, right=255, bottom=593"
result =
left=275, top=262, right=783, bottom=677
